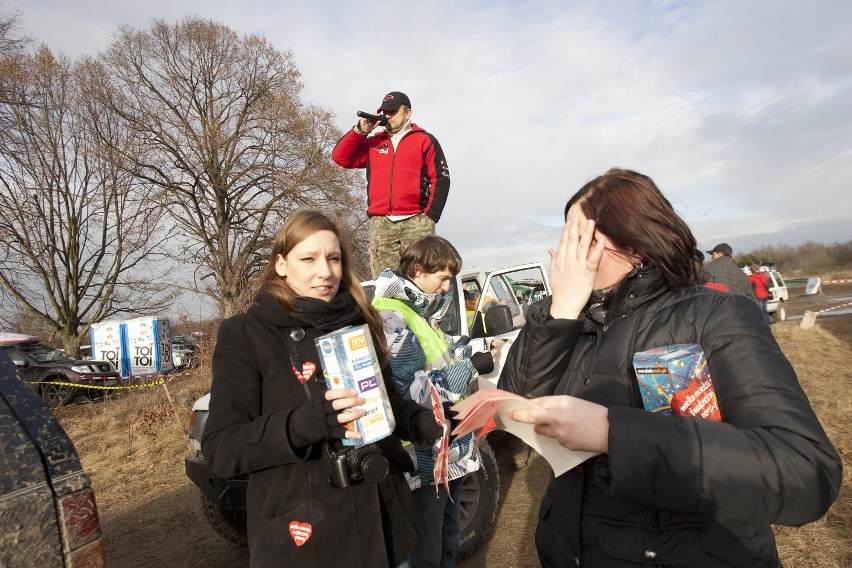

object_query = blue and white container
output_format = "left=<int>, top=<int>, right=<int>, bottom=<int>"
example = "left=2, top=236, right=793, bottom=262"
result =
left=90, top=320, right=129, bottom=376
left=315, top=324, right=395, bottom=445
left=90, top=317, right=173, bottom=377
left=125, top=317, right=174, bottom=376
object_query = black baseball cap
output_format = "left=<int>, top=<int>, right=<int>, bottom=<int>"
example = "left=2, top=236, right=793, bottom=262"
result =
left=706, top=243, right=733, bottom=256
left=377, top=91, right=411, bottom=113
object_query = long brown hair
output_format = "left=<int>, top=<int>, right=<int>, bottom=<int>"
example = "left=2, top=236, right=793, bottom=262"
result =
left=565, top=168, right=703, bottom=288
left=259, top=210, right=388, bottom=356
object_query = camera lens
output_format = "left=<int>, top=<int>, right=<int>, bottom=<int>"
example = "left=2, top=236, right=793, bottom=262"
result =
left=355, top=451, right=389, bottom=483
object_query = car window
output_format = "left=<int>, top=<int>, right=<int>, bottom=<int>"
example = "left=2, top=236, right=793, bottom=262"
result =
left=26, top=345, right=75, bottom=364
left=462, top=281, right=483, bottom=310
left=486, top=276, right=519, bottom=317
left=471, top=265, right=550, bottom=338
left=461, top=280, right=484, bottom=331
left=439, top=278, right=462, bottom=336
left=6, top=349, right=26, bottom=366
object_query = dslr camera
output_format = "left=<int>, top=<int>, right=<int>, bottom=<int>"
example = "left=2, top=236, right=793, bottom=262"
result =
left=328, top=443, right=389, bottom=488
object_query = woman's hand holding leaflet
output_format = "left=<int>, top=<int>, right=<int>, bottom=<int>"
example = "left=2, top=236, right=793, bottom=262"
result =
left=509, top=395, right=610, bottom=454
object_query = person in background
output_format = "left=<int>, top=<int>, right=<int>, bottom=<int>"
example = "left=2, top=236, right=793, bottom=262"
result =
left=500, top=168, right=841, bottom=567
left=371, top=235, right=503, bottom=568
left=749, top=263, right=772, bottom=324
left=332, top=91, right=451, bottom=278
left=202, top=210, right=444, bottom=568
left=702, top=242, right=756, bottom=300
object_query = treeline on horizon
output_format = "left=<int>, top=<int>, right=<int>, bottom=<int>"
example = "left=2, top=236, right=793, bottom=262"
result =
left=735, top=240, right=852, bottom=276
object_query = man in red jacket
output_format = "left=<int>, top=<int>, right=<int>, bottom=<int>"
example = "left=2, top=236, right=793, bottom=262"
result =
left=748, top=263, right=771, bottom=323
left=332, top=91, right=450, bottom=278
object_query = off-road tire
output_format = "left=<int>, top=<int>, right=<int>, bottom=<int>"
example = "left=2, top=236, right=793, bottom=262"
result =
left=201, top=493, right=248, bottom=546
left=455, top=437, right=500, bottom=561
left=772, top=303, right=787, bottom=323
left=40, top=379, right=76, bottom=408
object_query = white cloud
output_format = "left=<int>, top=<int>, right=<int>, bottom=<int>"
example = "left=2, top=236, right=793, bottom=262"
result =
left=15, top=0, right=852, bottom=273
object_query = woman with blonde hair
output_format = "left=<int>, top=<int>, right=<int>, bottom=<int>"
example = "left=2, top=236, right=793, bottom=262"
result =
left=203, top=209, right=442, bottom=568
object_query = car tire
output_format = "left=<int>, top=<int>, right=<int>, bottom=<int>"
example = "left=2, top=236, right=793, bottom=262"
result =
left=200, top=493, right=248, bottom=546
left=454, top=437, right=500, bottom=561
left=772, top=304, right=787, bottom=323
left=40, top=379, right=76, bottom=408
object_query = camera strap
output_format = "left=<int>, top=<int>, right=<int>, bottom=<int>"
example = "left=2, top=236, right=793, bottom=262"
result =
left=261, top=322, right=313, bottom=399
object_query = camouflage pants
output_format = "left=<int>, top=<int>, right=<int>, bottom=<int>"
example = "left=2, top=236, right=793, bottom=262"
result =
left=369, top=214, right=436, bottom=278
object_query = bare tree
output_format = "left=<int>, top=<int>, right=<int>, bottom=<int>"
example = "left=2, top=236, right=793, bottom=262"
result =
left=91, top=17, right=364, bottom=317
left=330, top=208, right=371, bottom=279
left=0, top=9, right=28, bottom=55
left=0, top=46, right=176, bottom=354
left=0, top=9, right=30, bottom=106
left=828, top=241, right=852, bottom=267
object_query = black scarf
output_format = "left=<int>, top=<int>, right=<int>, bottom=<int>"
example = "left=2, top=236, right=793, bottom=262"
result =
left=584, top=264, right=667, bottom=328
left=587, top=285, right=615, bottom=325
left=251, top=289, right=364, bottom=333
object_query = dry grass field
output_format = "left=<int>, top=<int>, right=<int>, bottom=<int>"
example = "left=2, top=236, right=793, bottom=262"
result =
left=54, top=290, right=851, bottom=567
left=769, top=324, right=851, bottom=567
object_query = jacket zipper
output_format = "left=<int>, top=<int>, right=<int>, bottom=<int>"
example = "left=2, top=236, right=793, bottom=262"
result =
left=387, top=129, right=414, bottom=214
left=388, top=147, right=395, bottom=211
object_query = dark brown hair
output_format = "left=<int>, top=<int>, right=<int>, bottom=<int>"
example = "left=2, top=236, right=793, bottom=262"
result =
left=398, top=235, right=462, bottom=279
left=565, top=168, right=703, bottom=288
left=260, top=210, right=387, bottom=355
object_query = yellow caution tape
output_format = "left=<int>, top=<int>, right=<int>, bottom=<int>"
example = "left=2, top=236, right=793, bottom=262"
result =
left=39, top=379, right=165, bottom=390
left=39, top=371, right=195, bottom=390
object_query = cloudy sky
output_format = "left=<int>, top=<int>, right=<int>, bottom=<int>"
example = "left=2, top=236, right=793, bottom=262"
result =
left=16, top=0, right=852, bottom=272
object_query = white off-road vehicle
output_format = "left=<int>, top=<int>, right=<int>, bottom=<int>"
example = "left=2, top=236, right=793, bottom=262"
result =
left=185, top=263, right=551, bottom=560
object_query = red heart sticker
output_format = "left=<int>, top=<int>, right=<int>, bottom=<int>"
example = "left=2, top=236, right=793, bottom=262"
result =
left=288, top=520, right=313, bottom=546
left=291, top=361, right=317, bottom=383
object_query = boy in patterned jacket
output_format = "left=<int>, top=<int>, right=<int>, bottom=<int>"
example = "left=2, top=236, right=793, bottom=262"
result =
left=371, top=235, right=499, bottom=568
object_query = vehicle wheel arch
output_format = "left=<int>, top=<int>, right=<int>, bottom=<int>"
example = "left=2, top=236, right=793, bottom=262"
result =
left=200, top=493, right=247, bottom=546
left=38, top=374, right=77, bottom=408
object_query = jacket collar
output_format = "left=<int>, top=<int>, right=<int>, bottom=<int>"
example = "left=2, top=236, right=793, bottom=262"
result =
left=372, top=269, right=451, bottom=323
left=586, top=265, right=671, bottom=329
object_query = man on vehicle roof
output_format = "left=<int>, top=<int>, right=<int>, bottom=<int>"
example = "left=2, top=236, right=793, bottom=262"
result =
left=332, top=91, right=451, bottom=279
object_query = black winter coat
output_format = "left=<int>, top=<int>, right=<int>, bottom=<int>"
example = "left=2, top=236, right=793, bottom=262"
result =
left=202, top=291, right=431, bottom=568
left=499, top=267, right=841, bottom=567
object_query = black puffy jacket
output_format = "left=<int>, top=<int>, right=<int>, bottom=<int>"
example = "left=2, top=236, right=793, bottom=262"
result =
left=499, top=267, right=841, bottom=567
left=203, top=292, right=429, bottom=568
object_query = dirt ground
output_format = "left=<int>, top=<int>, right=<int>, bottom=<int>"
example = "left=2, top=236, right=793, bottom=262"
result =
left=54, top=282, right=852, bottom=568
